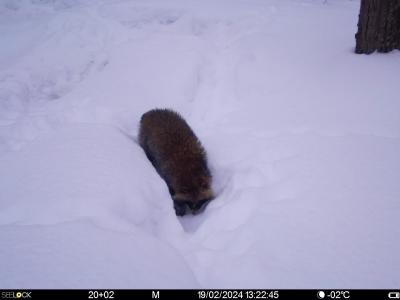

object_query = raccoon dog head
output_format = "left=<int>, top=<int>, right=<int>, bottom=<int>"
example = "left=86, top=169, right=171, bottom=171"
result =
left=171, top=175, right=214, bottom=216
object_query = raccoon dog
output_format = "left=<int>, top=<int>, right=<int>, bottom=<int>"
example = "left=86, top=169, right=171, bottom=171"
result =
left=138, top=109, right=214, bottom=216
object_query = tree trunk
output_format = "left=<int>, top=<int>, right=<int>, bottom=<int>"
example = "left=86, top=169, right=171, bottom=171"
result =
left=355, top=0, right=400, bottom=54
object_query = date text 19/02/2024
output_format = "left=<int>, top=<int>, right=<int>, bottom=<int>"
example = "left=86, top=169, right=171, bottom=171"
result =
left=197, top=290, right=279, bottom=299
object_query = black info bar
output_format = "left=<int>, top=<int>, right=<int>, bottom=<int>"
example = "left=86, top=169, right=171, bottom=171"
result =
left=0, top=289, right=398, bottom=300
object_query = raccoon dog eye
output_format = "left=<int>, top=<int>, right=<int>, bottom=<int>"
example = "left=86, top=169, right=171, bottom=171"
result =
left=184, top=201, right=194, bottom=209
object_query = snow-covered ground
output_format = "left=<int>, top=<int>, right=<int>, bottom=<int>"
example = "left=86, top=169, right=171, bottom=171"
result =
left=1, top=0, right=399, bottom=289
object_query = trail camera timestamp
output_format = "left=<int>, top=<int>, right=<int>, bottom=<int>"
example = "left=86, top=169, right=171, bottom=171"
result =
left=198, top=290, right=279, bottom=299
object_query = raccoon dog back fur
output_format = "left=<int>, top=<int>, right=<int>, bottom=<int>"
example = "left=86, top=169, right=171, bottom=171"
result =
left=138, top=108, right=214, bottom=216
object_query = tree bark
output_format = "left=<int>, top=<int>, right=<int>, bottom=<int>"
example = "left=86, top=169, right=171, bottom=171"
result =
left=355, top=0, right=400, bottom=54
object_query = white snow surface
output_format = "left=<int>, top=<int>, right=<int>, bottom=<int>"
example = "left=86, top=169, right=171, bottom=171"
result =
left=1, top=0, right=399, bottom=288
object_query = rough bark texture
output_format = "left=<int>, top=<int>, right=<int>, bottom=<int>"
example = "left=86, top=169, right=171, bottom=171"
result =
left=355, top=0, right=400, bottom=54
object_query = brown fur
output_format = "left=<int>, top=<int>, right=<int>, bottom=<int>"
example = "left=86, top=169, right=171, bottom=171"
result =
left=138, top=108, right=214, bottom=216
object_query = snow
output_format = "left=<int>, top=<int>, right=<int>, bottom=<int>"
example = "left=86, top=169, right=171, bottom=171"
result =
left=1, top=0, right=399, bottom=289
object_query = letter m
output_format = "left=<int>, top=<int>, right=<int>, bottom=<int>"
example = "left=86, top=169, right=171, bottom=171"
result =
left=152, top=291, right=160, bottom=298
